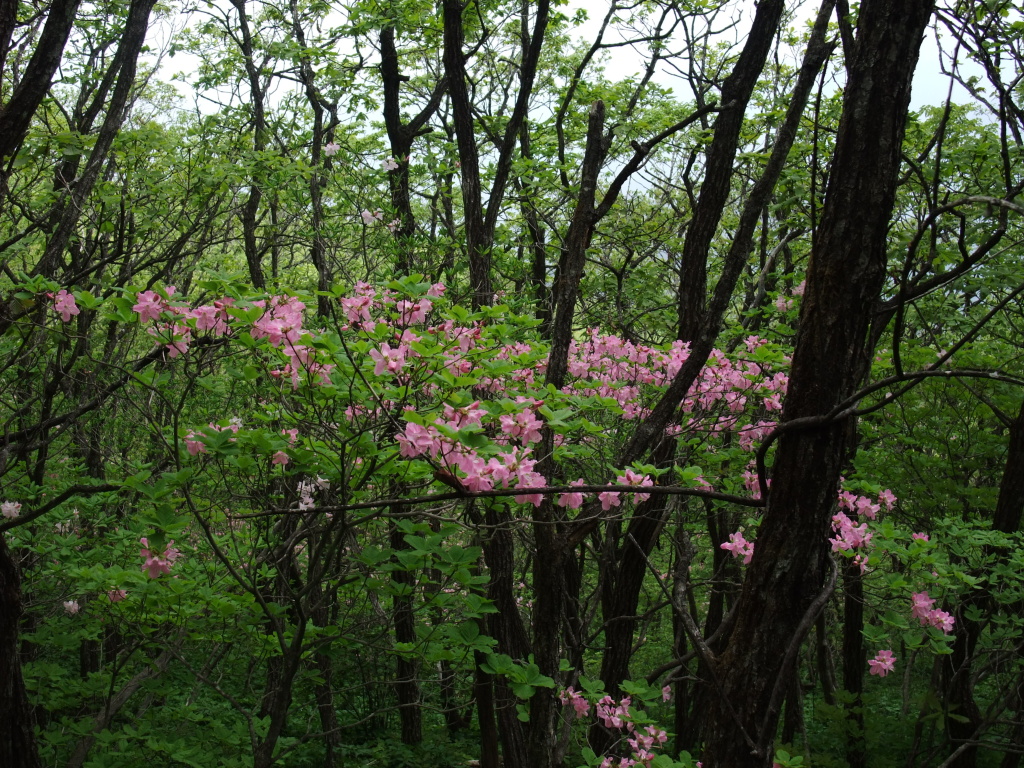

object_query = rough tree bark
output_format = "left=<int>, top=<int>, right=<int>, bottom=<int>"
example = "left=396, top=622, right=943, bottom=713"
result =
left=0, top=536, right=42, bottom=768
left=699, top=1, right=935, bottom=765
left=593, top=7, right=836, bottom=747
left=0, top=0, right=83, bottom=165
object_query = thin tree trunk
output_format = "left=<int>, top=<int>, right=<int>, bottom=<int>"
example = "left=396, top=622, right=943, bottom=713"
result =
left=944, top=399, right=1024, bottom=766
left=843, top=563, right=866, bottom=768
left=389, top=519, right=422, bottom=745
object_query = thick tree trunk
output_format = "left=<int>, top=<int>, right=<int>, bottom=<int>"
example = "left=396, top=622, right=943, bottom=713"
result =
left=0, top=0, right=82, bottom=165
left=379, top=25, right=446, bottom=275
left=699, top=2, right=934, bottom=765
left=441, top=0, right=490, bottom=308
left=0, top=537, right=41, bottom=768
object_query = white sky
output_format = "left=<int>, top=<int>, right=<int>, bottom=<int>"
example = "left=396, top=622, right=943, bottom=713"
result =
left=563, top=0, right=982, bottom=111
left=150, top=1, right=992, bottom=120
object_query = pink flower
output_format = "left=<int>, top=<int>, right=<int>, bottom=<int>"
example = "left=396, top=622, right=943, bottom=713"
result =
left=721, top=531, right=755, bottom=565
left=361, top=209, right=383, bottom=225
left=662, top=685, right=671, bottom=702
left=396, top=299, right=431, bottom=325
left=557, top=479, right=586, bottom=510
left=599, top=491, right=621, bottom=511
left=324, top=142, right=340, bottom=156
left=868, top=649, right=896, bottom=677
left=912, top=532, right=929, bottom=541
left=369, top=342, right=407, bottom=376
left=63, top=600, right=80, bottom=615
left=272, top=451, right=290, bottom=466
left=53, top=290, right=80, bottom=322
left=184, top=431, right=206, bottom=455
left=140, top=537, right=181, bottom=578
left=929, top=609, right=955, bottom=634
left=382, top=156, right=399, bottom=171
left=1, top=500, right=21, bottom=519
left=190, top=304, right=228, bottom=334
left=911, top=592, right=936, bottom=623
left=133, top=290, right=165, bottom=322
left=107, top=589, right=127, bottom=602
left=558, top=687, right=590, bottom=718
left=617, top=468, right=653, bottom=503
left=396, top=422, right=438, bottom=458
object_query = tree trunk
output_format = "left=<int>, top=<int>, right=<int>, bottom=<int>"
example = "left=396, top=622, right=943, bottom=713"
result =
left=389, top=520, right=423, bottom=745
left=0, top=537, right=41, bottom=768
left=699, top=2, right=934, bottom=765
left=944, top=399, right=1024, bottom=766
left=843, top=563, right=866, bottom=768
left=0, top=0, right=82, bottom=164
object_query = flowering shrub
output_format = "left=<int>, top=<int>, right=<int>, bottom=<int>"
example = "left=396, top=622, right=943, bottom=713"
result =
left=2, top=274, right=986, bottom=768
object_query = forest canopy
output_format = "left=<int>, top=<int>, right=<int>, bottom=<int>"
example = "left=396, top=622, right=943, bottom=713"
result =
left=1, top=1, right=1024, bottom=767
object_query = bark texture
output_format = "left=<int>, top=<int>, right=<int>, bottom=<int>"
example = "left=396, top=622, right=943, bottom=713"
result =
left=699, top=1, right=935, bottom=764
left=0, top=537, right=42, bottom=768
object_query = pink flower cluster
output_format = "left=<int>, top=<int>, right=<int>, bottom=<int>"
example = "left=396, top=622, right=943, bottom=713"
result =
left=252, top=296, right=334, bottom=388
left=829, top=487, right=896, bottom=573
left=592, top=695, right=669, bottom=767
left=296, top=476, right=330, bottom=511
left=185, top=418, right=242, bottom=456
left=721, top=530, right=755, bottom=565
left=1, top=500, right=21, bottom=519
left=52, top=290, right=80, bottom=322
left=557, top=479, right=587, bottom=510
left=132, top=289, right=334, bottom=388
left=599, top=469, right=655, bottom=511
left=558, top=686, right=590, bottom=718
left=566, top=332, right=787, bottom=435
left=868, top=649, right=896, bottom=677
left=911, top=591, right=955, bottom=633
left=140, top=537, right=181, bottom=578
left=396, top=398, right=550, bottom=504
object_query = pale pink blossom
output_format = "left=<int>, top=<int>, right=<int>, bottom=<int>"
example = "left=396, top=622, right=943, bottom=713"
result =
left=140, top=537, right=181, bottom=578
left=133, top=290, right=165, bottom=322
left=52, top=290, right=80, bottom=322
left=721, top=531, right=755, bottom=565
left=868, top=649, right=896, bottom=677
left=911, top=592, right=936, bottom=623
left=557, top=479, right=586, bottom=510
